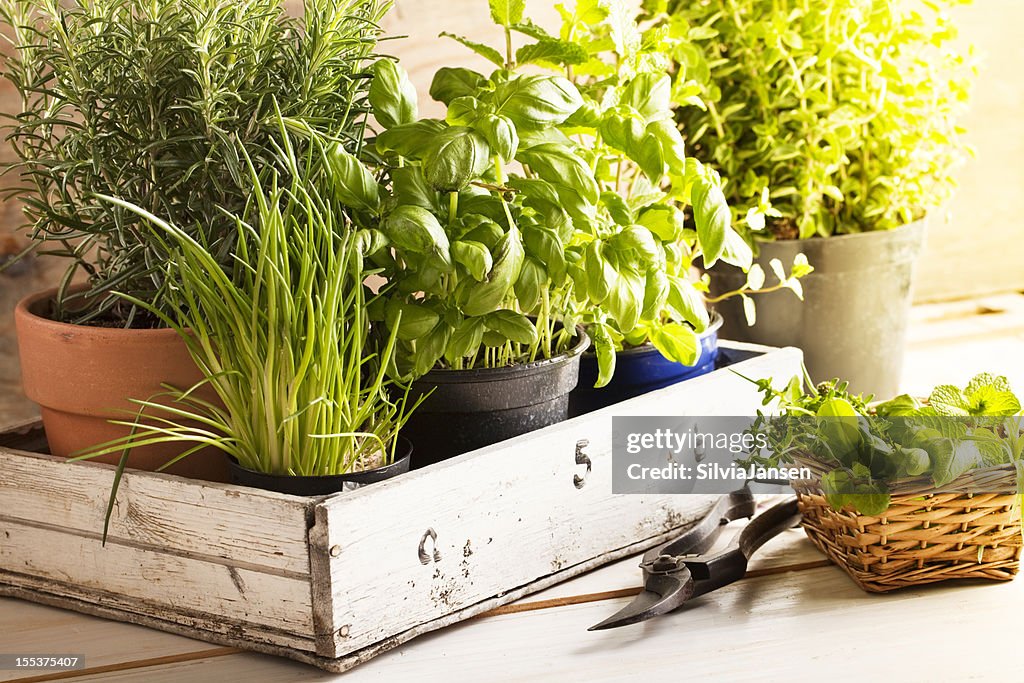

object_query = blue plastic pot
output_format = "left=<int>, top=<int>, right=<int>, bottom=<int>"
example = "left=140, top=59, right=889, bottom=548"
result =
left=569, top=313, right=723, bottom=416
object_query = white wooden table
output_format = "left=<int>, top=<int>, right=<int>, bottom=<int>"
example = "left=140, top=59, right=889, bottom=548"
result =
left=3, top=294, right=1023, bottom=682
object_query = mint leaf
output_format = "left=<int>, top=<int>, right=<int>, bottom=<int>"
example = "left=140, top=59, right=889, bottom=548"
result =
left=929, top=438, right=982, bottom=487
left=928, top=384, right=970, bottom=416
left=440, top=33, right=505, bottom=67
left=965, top=373, right=1012, bottom=396
left=967, top=385, right=1021, bottom=416
left=516, top=39, right=589, bottom=67
left=488, top=0, right=524, bottom=27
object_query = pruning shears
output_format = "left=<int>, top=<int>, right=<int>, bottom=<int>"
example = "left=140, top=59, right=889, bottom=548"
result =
left=589, top=490, right=801, bottom=631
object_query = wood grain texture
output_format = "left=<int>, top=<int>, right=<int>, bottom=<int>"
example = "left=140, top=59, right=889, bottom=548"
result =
left=0, top=521, right=314, bottom=638
left=0, top=450, right=312, bottom=576
left=313, top=344, right=804, bottom=658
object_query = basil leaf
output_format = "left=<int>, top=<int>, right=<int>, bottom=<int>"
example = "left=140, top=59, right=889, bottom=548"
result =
left=446, top=317, right=486, bottom=362
left=423, top=126, right=491, bottom=192
left=485, top=309, right=538, bottom=345
left=606, top=266, right=644, bottom=332
left=446, top=96, right=487, bottom=126
left=513, top=256, right=546, bottom=311
left=376, top=119, right=447, bottom=160
left=325, top=145, right=378, bottom=212
left=391, top=166, right=439, bottom=213
left=385, top=299, right=440, bottom=341
left=621, top=73, right=672, bottom=122
left=584, top=239, right=615, bottom=304
left=382, top=205, right=453, bottom=272
left=516, top=39, right=589, bottom=67
left=649, top=322, right=700, bottom=365
left=494, top=75, right=583, bottom=128
left=523, top=227, right=566, bottom=286
left=691, top=175, right=730, bottom=267
left=646, top=119, right=686, bottom=174
left=642, top=269, right=669, bottom=321
left=588, top=322, right=617, bottom=389
left=666, top=276, right=710, bottom=331
left=461, top=226, right=525, bottom=316
left=430, top=67, right=488, bottom=105
left=451, top=240, right=493, bottom=281
left=475, top=114, right=519, bottom=162
left=369, top=59, right=418, bottom=130
left=413, top=322, right=451, bottom=377
left=518, top=143, right=599, bottom=204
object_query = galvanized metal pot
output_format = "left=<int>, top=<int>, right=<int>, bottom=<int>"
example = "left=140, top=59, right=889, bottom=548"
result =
left=708, top=220, right=925, bottom=397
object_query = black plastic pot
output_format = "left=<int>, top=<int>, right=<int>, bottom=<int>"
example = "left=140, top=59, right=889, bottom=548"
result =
left=227, top=438, right=412, bottom=496
left=570, top=313, right=724, bottom=416
left=401, top=330, right=590, bottom=468
left=709, top=220, right=925, bottom=397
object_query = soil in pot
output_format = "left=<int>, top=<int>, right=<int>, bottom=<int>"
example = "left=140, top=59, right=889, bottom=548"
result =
left=569, top=313, right=724, bottom=416
left=14, top=287, right=228, bottom=481
left=709, top=220, right=925, bottom=397
left=227, top=438, right=413, bottom=496
left=400, top=330, right=590, bottom=468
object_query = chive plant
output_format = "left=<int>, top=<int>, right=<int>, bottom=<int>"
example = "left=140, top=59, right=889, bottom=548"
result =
left=0, top=0, right=388, bottom=326
left=81, top=132, right=414, bottom=477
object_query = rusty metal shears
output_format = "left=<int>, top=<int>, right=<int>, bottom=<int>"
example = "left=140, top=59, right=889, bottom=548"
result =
left=589, top=490, right=801, bottom=630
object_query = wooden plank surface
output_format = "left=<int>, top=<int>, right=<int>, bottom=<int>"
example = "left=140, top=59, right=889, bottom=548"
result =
left=0, top=451, right=312, bottom=576
left=313, top=346, right=803, bottom=657
left=0, top=520, right=315, bottom=640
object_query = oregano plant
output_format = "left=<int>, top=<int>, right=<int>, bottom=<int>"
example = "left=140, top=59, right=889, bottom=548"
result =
left=653, top=0, right=976, bottom=240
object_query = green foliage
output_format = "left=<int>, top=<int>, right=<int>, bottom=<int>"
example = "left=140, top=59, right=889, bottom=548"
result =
left=744, top=371, right=1024, bottom=515
left=0, top=0, right=387, bottom=325
left=662, top=0, right=976, bottom=239
left=77, top=132, right=416, bottom=477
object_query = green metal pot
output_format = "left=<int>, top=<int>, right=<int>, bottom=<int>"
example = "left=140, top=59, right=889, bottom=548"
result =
left=709, top=220, right=926, bottom=397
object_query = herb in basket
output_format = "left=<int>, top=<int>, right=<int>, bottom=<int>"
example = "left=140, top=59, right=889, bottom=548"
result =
left=741, top=372, right=1024, bottom=515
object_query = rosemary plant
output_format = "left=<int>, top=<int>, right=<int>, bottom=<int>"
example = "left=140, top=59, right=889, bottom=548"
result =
left=81, top=133, right=414, bottom=477
left=0, top=0, right=388, bottom=325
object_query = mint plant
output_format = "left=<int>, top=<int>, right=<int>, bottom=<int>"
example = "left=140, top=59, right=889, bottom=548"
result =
left=743, top=372, right=1024, bottom=515
left=654, top=0, right=976, bottom=239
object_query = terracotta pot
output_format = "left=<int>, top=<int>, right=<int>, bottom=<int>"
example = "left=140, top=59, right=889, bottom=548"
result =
left=14, top=287, right=228, bottom=481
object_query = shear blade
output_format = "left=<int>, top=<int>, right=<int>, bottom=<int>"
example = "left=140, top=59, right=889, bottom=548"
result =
left=588, top=573, right=692, bottom=631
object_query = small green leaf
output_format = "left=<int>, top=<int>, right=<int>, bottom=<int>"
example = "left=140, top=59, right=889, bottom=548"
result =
left=369, top=59, right=418, bottom=130
left=475, top=114, right=519, bottom=162
left=494, top=75, right=583, bottom=128
left=430, top=67, right=488, bottom=105
left=451, top=240, right=493, bottom=281
left=589, top=322, right=617, bottom=388
left=447, top=317, right=486, bottom=361
left=516, top=39, right=589, bottom=67
left=514, top=256, right=546, bottom=311
left=649, top=322, right=700, bottom=365
left=518, top=143, right=599, bottom=204
left=325, top=145, right=379, bottom=211
left=485, top=309, right=538, bottom=344
left=461, top=226, right=525, bottom=316
left=692, top=175, right=730, bottom=267
left=621, top=73, right=672, bottom=122
left=413, top=323, right=452, bottom=377
left=488, top=0, right=524, bottom=27
left=423, top=127, right=491, bottom=192
left=440, top=32, right=505, bottom=67
left=376, top=119, right=447, bottom=160
left=385, top=299, right=440, bottom=341
left=382, top=205, right=453, bottom=271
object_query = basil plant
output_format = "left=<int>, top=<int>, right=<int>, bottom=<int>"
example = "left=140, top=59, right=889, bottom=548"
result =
left=327, top=57, right=587, bottom=379
left=430, top=0, right=808, bottom=385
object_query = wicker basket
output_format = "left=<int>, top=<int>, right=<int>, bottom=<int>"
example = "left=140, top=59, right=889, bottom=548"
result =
left=791, top=457, right=1022, bottom=592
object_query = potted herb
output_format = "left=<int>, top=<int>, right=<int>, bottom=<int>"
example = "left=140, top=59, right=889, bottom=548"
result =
left=662, top=0, right=976, bottom=396
left=1, top=0, right=386, bottom=476
left=416, top=2, right=807, bottom=416
left=79, top=131, right=417, bottom=496
left=329, top=47, right=592, bottom=465
left=508, top=2, right=809, bottom=413
left=744, top=371, right=1023, bottom=591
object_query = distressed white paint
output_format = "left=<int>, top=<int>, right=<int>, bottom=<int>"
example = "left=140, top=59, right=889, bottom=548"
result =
left=0, top=449, right=311, bottom=576
left=313, top=344, right=804, bottom=657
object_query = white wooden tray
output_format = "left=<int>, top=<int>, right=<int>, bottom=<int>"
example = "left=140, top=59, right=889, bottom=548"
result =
left=0, top=341, right=802, bottom=673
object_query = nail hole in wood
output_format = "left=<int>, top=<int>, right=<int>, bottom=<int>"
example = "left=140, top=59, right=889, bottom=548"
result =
left=329, top=545, right=342, bottom=558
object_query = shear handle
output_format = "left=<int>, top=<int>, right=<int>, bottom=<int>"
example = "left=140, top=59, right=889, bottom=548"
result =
left=685, top=496, right=801, bottom=597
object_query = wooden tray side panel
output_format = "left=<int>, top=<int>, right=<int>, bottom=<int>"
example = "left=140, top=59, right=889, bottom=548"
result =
left=313, top=345, right=804, bottom=658
left=0, top=519, right=315, bottom=636
left=0, top=452, right=313, bottom=576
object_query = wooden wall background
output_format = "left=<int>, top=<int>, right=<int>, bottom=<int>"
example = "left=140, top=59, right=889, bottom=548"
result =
left=0, top=0, right=1020, bottom=421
